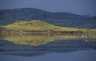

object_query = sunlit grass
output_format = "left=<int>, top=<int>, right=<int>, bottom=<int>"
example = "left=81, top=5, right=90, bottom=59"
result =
left=4, top=20, right=87, bottom=31
left=0, top=20, right=96, bottom=45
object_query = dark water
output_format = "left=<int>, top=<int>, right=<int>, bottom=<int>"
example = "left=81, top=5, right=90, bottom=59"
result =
left=0, top=38, right=96, bottom=61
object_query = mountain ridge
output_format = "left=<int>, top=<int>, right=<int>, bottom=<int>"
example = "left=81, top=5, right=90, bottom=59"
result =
left=0, top=8, right=95, bottom=28
left=0, top=8, right=89, bottom=16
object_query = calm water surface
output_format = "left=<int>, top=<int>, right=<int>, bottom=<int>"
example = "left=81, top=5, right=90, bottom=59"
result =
left=0, top=35, right=96, bottom=61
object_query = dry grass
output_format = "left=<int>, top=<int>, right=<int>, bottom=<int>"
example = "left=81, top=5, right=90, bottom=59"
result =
left=4, top=20, right=85, bottom=31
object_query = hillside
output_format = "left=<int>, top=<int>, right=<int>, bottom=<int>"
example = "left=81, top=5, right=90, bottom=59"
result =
left=1, top=8, right=95, bottom=28
left=4, top=20, right=84, bottom=31
left=0, top=8, right=86, bottom=20
left=0, top=20, right=96, bottom=46
left=5, top=20, right=54, bottom=31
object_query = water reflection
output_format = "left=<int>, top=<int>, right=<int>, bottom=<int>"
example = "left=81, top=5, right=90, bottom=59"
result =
left=0, top=35, right=96, bottom=57
left=0, top=34, right=86, bottom=46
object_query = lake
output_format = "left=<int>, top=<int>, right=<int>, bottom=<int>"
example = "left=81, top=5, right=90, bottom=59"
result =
left=0, top=35, right=96, bottom=61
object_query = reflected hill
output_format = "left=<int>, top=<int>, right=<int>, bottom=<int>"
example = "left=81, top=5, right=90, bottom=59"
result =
left=1, top=35, right=85, bottom=46
left=0, top=39, right=96, bottom=57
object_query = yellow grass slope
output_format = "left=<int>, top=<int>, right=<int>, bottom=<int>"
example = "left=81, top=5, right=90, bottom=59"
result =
left=4, top=20, right=85, bottom=31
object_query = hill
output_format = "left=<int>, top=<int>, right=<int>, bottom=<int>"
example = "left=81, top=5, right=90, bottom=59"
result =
left=1, top=8, right=95, bottom=28
left=0, top=20, right=96, bottom=46
left=4, top=20, right=82, bottom=31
